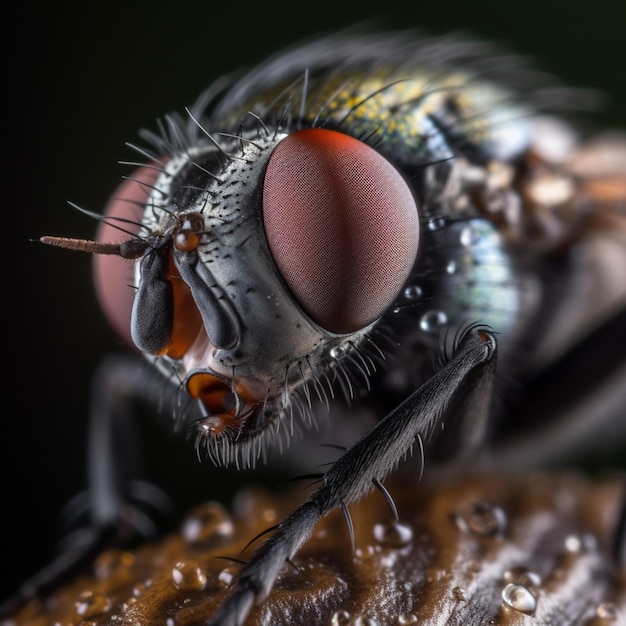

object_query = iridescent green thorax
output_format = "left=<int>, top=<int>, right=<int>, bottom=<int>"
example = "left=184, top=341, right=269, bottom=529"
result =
left=224, top=65, right=531, bottom=166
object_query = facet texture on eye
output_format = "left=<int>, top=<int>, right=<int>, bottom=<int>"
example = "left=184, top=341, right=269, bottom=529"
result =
left=263, top=128, right=420, bottom=333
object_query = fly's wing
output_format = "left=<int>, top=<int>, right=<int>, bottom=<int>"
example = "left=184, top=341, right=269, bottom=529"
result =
left=489, top=132, right=626, bottom=469
left=527, top=133, right=626, bottom=368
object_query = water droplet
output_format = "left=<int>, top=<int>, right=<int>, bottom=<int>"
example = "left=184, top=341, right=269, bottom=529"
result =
left=94, top=549, right=135, bottom=584
left=596, top=602, right=618, bottom=620
left=330, top=346, right=346, bottom=359
left=504, top=566, right=541, bottom=587
left=133, top=583, right=146, bottom=597
left=166, top=619, right=176, bottom=626
left=403, top=285, right=422, bottom=300
left=123, top=596, right=137, bottom=608
left=427, top=217, right=447, bottom=231
left=454, top=501, right=507, bottom=537
left=419, top=309, right=448, bottom=333
left=75, top=590, right=112, bottom=619
left=354, top=545, right=377, bottom=561
left=331, top=609, right=351, bottom=625
left=564, top=534, right=582, bottom=553
left=233, top=488, right=279, bottom=524
left=218, top=566, right=235, bottom=587
left=452, top=586, right=468, bottom=602
left=446, top=260, right=457, bottom=274
left=502, top=583, right=537, bottom=614
left=460, top=225, right=481, bottom=247
left=182, top=502, right=234, bottom=546
left=171, top=560, right=207, bottom=591
left=355, top=617, right=379, bottom=626
left=373, top=520, right=413, bottom=548
left=398, top=614, right=418, bottom=624
left=564, top=533, right=597, bottom=554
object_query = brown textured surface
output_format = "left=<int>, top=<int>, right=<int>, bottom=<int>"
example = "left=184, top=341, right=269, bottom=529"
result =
left=5, top=472, right=625, bottom=626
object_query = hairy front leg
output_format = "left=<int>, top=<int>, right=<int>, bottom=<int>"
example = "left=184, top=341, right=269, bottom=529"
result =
left=208, top=327, right=497, bottom=626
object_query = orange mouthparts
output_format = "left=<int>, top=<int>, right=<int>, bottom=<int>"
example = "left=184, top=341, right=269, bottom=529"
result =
left=185, top=372, right=264, bottom=437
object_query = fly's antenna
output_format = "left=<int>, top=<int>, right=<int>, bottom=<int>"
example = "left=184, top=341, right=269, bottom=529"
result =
left=39, top=235, right=149, bottom=258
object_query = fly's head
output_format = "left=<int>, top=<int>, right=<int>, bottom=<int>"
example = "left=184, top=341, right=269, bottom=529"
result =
left=77, top=126, right=420, bottom=466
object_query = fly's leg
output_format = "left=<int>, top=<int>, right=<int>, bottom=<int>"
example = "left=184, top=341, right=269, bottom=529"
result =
left=0, top=353, right=175, bottom=617
left=207, top=327, right=497, bottom=626
left=87, top=353, right=178, bottom=539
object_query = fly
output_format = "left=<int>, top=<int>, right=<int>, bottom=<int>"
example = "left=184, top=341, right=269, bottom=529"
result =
left=3, top=30, right=625, bottom=625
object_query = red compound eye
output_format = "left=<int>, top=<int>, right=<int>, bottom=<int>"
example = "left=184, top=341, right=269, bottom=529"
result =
left=93, top=165, right=161, bottom=347
left=263, top=129, right=420, bottom=334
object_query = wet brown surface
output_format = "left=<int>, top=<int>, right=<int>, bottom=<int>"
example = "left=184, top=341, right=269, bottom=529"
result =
left=5, top=472, right=625, bottom=626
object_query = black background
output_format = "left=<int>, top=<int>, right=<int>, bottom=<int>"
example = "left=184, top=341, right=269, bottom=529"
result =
left=3, top=0, right=625, bottom=602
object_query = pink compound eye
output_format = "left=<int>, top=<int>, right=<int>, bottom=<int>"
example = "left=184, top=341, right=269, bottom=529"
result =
left=263, top=128, right=420, bottom=334
left=93, top=165, right=161, bottom=347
